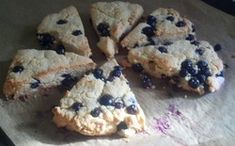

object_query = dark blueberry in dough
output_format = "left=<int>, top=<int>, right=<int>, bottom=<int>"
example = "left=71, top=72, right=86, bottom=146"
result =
left=114, top=102, right=124, bottom=109
left=117, top=121, right=128, bottom=130
left=188, top=67, right=197, bottom=76
left=90, top=107, right=101, bottom=117
left=126, top=104, right=138, bottom=115
left=158, top=46, right=168, bottom=53
left=202, top=68, right=212, bottom=77
left=55, top=45, right=65, bottom=55
left=61, top=74, right=77, bottom=90
left=12, top=65, right=24, bottom=73
left=142, top=26, right=155, bottom=37
left=188, top=77, right=200, bottom=88
left=214, top=44, right=222, bottom=52
left=93, top=68, right=104, bottom=80
left=97, top=23, right=110, bottom=37
left=147, top=15, right=157, bottom=28
left=181, top=59, right=193, bottom=70
left=186, top=34, right=195, bottom=41
left=163, top=41, right=173, bottom=46
left=175, top=21, right=186, bottom=27
left=196, top=74, right=207, bottom=84
left=216, top=71, right=224, bottom=77
left=31, top=79, right=41, bottom=89
left=56, top=19, right=68, bottom=24
left=71, top=102, right=83, bottom=112
left=192, top=24, right=196, bottom=32
left=197, top=60, right=208, bottom=69
left=72, top=30, right=82, bottom=36
left=114, top=66, right=123, bottom=71
left=99, top=94, right=114, bottom=106
left=166, top=16, right=174, bottom=22
left=132, top=63, right=144, bottom=73
left=141, top=74, right=153, bottom=89
left=111, top=68, right=122, bottom=78
left=195, top=48, right=204, bottom=55
left=179, top=68, right=189, bottom=77
left=191, top=40, right=200, bottom=46
left=36, top=33, right=55, bottom=48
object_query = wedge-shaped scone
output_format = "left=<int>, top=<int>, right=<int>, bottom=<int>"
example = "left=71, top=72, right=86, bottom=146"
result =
left=90, top=1, right=143, bottom=58
left=121, top=8, right=195, bottom=49
left=53, top=59, right=145, bottom=137
left=3, top=49, right=96, bottom=99
left=128, top=40, right=224, bottom=94
left=37, top=6, right=92, bottom=57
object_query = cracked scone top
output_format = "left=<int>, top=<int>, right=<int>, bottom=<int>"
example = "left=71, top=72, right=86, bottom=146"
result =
left=53, top=59, right=145, bottom=137
left=128, top=40, right=224, bottom=94
left=37, top=6, right=92, bottom=57
left=90, top=1, right=143, bottom=58
left=3, top=49, right=96, bottom=99
left=121, top=8, right=195, bottom=49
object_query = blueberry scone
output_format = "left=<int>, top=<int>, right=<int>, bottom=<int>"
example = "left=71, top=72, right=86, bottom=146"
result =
left=121, top=8, right=195, bottom=49
left=53, top=59, right=145, bottom=137
left=90, top=1, right=143, bottom=58
left=128, top=40, right=224, bottom=94
left=37, top=6, right=92, bottom=57
left=3, top=49, right=96, bottom=100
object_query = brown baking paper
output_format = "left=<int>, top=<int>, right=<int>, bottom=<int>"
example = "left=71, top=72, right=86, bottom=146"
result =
left=0, top=0, right=235, bottom=145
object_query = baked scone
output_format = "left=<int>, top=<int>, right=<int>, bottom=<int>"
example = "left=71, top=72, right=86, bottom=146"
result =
left=90, top=1, right=143, bottom=58
left=128, top=40, right=224, bottom=94
left=37, top=6, right=92, bottom=57
left=3, top=49, right=96, bottom=100
left=53, top=59, right=145, bottom=137
left=121, top=8, right=195, bottom=49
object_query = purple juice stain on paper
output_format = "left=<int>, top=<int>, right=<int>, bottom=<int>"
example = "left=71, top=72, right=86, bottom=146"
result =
left=153, top=117, right=170, bottom=134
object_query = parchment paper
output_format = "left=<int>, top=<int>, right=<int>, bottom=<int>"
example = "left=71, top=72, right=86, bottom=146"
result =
left=0, top=0, right=235, bottom=146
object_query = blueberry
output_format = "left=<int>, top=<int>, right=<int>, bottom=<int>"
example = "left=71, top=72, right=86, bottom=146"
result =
left=191, top=40, right=200, bottom=46
left=99, top=94, right=114, bottom=106
left=117, top=121, right=128, bottom=130
left=36, top=33, right=55, bottom=48
left=214, top=44, right=222, bottom=52
left=188, top=67, right=197, bottom=76
left=197, top=60, right=208, bottom=69
left=192, top=24, right=196, bottom=32
left=97, top=23, right=110, bottom=37
left=166, top=16, right=174, bottom=22
left=12, top=65, right=24, bottom=73
left=181, top=59, right=193, bottom=70
left=57, top=19, right=67, bottom=24
left=163, top=41, right=173, bottom=46
left=126, top=104, right=138, bottom=115
left=147, top=15, right=157, bottom=28
left=71, top=102, right=83, bottom=112
left=216, top=71, right=224, bottom=77
left=114, top=102, right=124, bottom=109
left=188, top=77, right=200, bottom=88
left=175, top=21, right=186, bottom=27
left=186, top=34, right=195, bottom=41
left=90, top=107, right=101, bottom=117
left=158, top=46, right=168, bottom=53
left=93, top=68, right=104, bottom=80
left=142, top=26, right=155, bottom=37
left=141, top=74, right=153, bottom=88
left=31, top=79, right=40, bottom=89
left=202, top=68, right=212, bottom=77
left=114, top=66, right=122, bottom=71
left=179, top=68, right=189, bottom=77
left=111, top=68, right=122, bottom=77
left=195, top=48, right=204, bottom=55
left=196, top=74, right=207, bottom=84
left=72, top=30, right=82, bottom=36
left=61, top=74, right=77, bottom=90
left=55, top=45, right=65, bottom=55
left=132, top=63, right=144, bottom=73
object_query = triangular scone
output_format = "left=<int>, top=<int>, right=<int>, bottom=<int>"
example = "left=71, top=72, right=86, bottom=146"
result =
left=37, top=6, right=92, bottom=57
left=90, top=1, right=143, bottom=58
left=121, top=8, right=195, bottom=49
left=53, top=59, right=145, bottom=137
left=128, top=40, right=224, bottom=94
left=3, top=49, right=96, bottom=99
